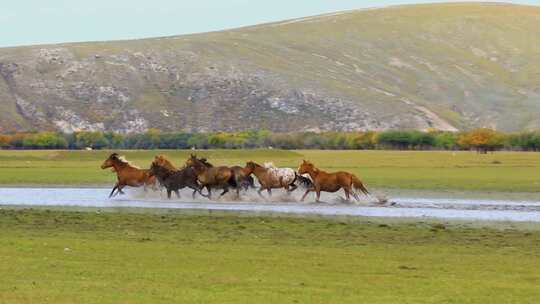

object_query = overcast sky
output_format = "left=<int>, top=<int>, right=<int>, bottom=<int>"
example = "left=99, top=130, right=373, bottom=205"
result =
left=1, top=0, right=538, bottom=47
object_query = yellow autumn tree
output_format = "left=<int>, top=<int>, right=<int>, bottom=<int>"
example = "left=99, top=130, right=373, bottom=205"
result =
left=458, top=128, right=505, bottom=153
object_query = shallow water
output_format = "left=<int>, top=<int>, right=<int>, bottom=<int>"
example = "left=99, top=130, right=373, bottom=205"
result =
left=0, top=187, right=539, bottom=222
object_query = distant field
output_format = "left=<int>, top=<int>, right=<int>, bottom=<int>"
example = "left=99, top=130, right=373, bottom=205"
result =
left=1, top=209, right=539, bottom=303
left=0, top=149, right=538, bottom=192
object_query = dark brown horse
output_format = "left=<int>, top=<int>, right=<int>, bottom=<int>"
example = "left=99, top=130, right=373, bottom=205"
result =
left=148, top=161, right=206, bottom=199
left=101, top=153, right=157, bottom=198
left=297, top=160, right=369, bottom=202
left=185, top=155, right=237, bottom=198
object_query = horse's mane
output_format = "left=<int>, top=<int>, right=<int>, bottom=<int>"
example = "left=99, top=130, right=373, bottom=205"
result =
left=300, top=161, right=319, bottom=174
left=263, top=162, right=275, bottom=169
left=199, top=158, right=214, bottom=167
left=248, top=161, right=263, bottom=169
left=155, top=155, right=177, bottom=170
left=116, top=155, right=141, bottom=169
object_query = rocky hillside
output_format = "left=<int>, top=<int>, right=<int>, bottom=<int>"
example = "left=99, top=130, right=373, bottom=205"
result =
left=1, top=3, right=540, bottom=133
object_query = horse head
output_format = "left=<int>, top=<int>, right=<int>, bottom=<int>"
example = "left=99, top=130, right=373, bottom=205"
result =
left=298, top=160, right=314, bottom=175
left=154, top=155, right=176, bottom=171
left=101, top=153, right=119, bottom=169
left=186, top=154, right=201, bottom=169
left=244, top=161, right=260, bottom=174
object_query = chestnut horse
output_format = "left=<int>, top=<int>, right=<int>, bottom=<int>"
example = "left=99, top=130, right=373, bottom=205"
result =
left=101, top=153, right=156, bottom=198
left=297, top=160, right=369, bottom=202
left=185, top=155, right=237, bottom=198
left=244, top=161, right=299, bottom=198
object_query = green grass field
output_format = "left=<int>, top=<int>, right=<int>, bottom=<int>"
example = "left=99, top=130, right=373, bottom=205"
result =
left=0, top=149, right=538, bottom=192
left=1, top=209, right=539, bottom=303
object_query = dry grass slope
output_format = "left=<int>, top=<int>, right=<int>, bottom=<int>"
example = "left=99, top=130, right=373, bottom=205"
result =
left=1, top=3, right=540, bottom=132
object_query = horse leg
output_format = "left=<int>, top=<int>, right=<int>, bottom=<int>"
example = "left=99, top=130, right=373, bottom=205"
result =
left=195, top=184, right=209, bottom=198
left=117, top=185, right=126, bottom=196
left=310, top=184, right=322, bottom=202
left=204, top=185, right=212, bottom=199
left=109, top=183, right=119, bottom=198
left=344, top=187, right=351, bottom=202
left=300, top=189, right=311, bottom=202
left=167, top=189, right=172, bottom=199
left=267, top=188, right=272, bottom=197
left=236, top=181, right=241, bottom=197
left=257, top=187, right=265, bottom=198
left=175, top=190, right=181, bottom=198
left=288, top=183, right=297, bottom=194
left=220, top=187, right=229, bottom=197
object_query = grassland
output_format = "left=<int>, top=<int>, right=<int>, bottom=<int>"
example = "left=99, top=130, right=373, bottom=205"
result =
left=0, top=209, right=539, bottom=303
left=0, top=149, right=538, bottom=192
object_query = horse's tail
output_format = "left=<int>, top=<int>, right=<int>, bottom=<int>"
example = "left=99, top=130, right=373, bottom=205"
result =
left=352, top=174, right=370, bottom=195
left=295, top=173, right=313, bottom=189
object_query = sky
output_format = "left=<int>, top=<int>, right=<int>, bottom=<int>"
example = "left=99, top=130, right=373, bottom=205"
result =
left=1, top=0, right=538, bottom=47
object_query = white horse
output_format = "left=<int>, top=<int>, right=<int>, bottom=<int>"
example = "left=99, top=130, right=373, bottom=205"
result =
left=263, top=162, right=297, bottom=188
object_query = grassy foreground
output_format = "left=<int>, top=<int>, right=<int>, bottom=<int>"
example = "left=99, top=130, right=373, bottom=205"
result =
left=0, top=209, right=539, bottom=303
left=0, top=149, right=539, bottom=192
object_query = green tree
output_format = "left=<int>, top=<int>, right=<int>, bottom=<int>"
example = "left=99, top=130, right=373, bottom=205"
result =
left=23, top=132, right=67, bottom=149
left=75, top=132, right=108, bottom=149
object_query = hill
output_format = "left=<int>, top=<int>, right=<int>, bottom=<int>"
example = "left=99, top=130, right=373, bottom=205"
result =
left=1, top=3, right=540, bottom=133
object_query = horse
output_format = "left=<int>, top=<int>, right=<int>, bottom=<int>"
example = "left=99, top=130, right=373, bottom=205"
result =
left=185, top=154, right=237, bottom=198
left=297, top=160, right=369, bottom=202
left=100, top=153, right=157, bottom=198
left=196, top=157, right=254, bottom=195
left=264, top=162, right=312, bottom=190
left=148, top=161, right=206, bottom=199
left=244, top=161, right=300, bottom=198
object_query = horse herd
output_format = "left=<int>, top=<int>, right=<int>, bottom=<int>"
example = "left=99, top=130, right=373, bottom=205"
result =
left=100, top=153, right=370, bottom=202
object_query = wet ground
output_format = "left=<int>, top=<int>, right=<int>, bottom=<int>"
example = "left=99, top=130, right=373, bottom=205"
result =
left=1, top=187, right=539, bottom=222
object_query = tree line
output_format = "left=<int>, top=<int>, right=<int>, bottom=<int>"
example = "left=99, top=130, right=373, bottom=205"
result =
left=1, top=128, right=540, bottom=152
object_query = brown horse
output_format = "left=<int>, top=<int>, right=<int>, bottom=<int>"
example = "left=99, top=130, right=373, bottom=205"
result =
left=297, top=160, right=369, bottom=202
left=244, top=161, right=298, bottom=198
left=197, top=157, right=253, bottom=195
left=101, top=153, right=156, bottom=198
left=185, top=155, right=237, bottom=198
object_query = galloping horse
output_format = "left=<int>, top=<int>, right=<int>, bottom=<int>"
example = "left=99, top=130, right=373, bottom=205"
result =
left=148, top=160, right=206, bottom=199
left=244, top=161, right=299, bottom=198
left=198, top=157, right=254, bottom=195
left=185, top=155, right=237, bottom=198
left=297, top=160, right=369, bottom=202
left=101, top=153, right=156, bottom=198
left=263, top=162, right=312, bottom=189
